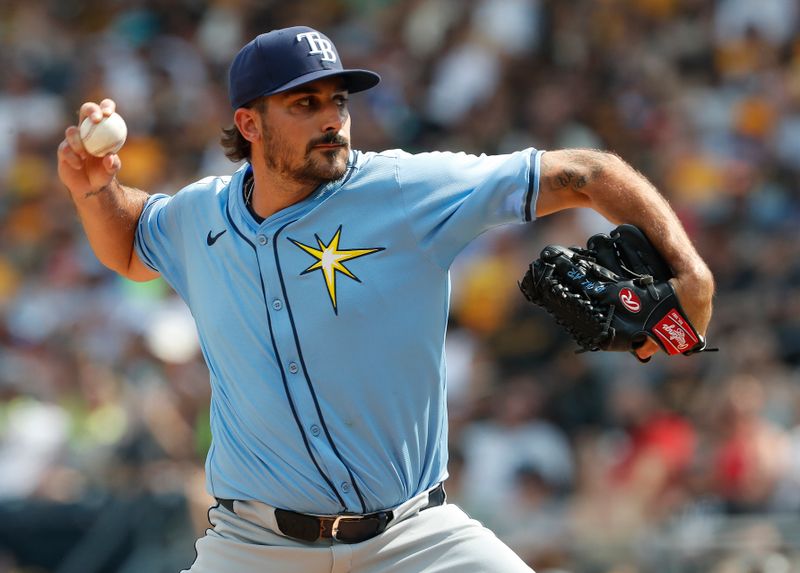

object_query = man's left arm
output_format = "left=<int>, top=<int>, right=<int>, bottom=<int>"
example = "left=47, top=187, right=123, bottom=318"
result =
left=534, top=149, right=715, bottom=360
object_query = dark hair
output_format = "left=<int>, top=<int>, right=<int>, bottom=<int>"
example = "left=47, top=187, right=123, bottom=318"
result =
left=219, top=98, right=267, bottom=162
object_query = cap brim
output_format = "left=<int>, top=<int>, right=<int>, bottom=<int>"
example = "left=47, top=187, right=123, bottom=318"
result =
left=264, top=68, right=380, bottom=97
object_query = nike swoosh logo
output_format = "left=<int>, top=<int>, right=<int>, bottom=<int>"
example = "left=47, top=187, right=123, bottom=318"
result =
left=206, top=229, right=227, bottom=246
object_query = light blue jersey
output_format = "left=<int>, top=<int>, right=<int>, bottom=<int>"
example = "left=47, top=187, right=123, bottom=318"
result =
left=135, top=148, right=543, bottom=514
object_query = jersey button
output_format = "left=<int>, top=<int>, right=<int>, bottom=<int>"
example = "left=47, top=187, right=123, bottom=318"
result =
left=288, top=362, right=299, bottom=374
left=272, top=299, right=283, bottom=311
left=257, top=234, right=268, bottom=246
left=341, top=482, right=351, bottom=493
left=310, top=424, right=321, bottom=437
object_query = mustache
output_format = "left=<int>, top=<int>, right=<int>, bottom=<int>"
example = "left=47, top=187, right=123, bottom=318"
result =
left=307, top=133, right=349, bottom=152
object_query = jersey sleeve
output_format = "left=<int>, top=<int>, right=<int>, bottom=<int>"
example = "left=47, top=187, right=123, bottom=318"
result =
left=134, top=192, right=189, bottom=298
left=396, top=148, right=543, bottom=268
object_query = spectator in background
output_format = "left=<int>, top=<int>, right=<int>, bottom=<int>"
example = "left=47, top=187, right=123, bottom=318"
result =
left=711, top=374, right=792, bottom=514
left=569, top=375, right=697, bottom=558
left=2, top=0, right=800, bottom=571
left=460, top=376, right=574, bottom=526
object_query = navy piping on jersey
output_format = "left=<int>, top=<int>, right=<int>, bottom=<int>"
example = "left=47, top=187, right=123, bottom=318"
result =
left=524, top=149, right=537, bottom=222
left=207, top=441, right=216, bottom=496
left=273, top=220, right=368, bottom=514
left=134, top=201, right=158, bottom=271
left=338, top=151, right=359, bottom=187
left=224, top=200, right=348, bottom=510
left=133, top=231, right=151, bottom=270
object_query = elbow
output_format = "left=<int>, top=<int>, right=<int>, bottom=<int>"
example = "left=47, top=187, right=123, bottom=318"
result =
left=100, top=253, right=159, bottom=282
left=537, top=148, right=639, bottom=216
left=123, top=269, right=159, bottom=282
left=688, top=260, right=716, bottom=298
left=567, top=149, right=627, bottom=191
left=588, top=150, right=629, bottom=184
left=125, top=250, right=160, bottom=282
left=97, top=256, right=131, bottom=278
left=583, top=150, right=647, bottom=199
left=100, top=259, right=141, bottom=281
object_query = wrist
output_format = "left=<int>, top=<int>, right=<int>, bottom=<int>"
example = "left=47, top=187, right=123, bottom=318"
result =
left=670, top=265, right=714, bottom=335
left=76, top=177, right=119, bottom=202
left=677, top=262, right=715, bottom=297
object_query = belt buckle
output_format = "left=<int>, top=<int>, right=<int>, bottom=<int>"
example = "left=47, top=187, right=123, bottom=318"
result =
left=330, top=514, right=363, bottom=541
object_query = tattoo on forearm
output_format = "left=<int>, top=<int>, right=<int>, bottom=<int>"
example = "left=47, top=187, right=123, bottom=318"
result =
left=83, top=187, right=108, bottom=199
left=555, top=170, right=574, bottom=189
left=552, top=169, right=589, bottom=191
left=83, top=179, right=119, bottom=200
left=551, top=151, right=605, bottom=192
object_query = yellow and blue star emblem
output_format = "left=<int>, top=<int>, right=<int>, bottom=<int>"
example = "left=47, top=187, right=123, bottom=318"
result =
left=289, top=226, right=384, bottom=314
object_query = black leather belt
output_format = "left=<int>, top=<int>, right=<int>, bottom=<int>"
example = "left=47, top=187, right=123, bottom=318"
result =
left=217, top=483, right=445, bottom=544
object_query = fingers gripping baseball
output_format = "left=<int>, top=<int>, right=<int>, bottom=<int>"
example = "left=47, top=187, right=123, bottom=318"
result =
left=57, top=99, right=123, bottom=197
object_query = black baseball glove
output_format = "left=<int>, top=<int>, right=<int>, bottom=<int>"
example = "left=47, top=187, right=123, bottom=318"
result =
left=518, top=224, right=714, bottom=362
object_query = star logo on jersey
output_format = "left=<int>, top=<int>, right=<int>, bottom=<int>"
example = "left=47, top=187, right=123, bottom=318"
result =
left=289, top=226, right=384, bottom=315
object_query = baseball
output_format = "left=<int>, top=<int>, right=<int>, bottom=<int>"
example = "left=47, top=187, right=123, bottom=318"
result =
left=79, top=112, right=128, bottom=157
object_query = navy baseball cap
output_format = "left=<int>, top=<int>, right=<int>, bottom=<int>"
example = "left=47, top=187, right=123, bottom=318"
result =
left=228, top=26, right=381, bottom=109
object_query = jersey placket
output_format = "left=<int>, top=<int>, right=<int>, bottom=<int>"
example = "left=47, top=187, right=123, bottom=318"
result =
left=253, top=214, right=366, bottom=513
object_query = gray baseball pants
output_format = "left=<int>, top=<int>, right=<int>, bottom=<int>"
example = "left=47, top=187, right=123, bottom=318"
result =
left=182, top=487, right=535, bottom=572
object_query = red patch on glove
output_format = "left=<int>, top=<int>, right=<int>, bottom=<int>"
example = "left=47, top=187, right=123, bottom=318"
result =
left=653, top=309, right=699, bottom=355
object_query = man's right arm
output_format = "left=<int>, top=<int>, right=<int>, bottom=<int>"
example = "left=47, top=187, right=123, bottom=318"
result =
left=57, top=99, right=159, bottom=282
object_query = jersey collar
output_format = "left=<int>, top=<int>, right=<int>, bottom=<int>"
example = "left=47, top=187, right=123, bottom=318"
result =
left=228, top=151, right=361, bottom=234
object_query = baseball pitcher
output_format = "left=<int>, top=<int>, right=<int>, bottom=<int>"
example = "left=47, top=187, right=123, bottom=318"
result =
left=57, top=26, right=714, bottom=573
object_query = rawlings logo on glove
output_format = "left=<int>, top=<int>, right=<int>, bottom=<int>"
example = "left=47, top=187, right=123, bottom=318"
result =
left=518, top=224, right=714, bottom=362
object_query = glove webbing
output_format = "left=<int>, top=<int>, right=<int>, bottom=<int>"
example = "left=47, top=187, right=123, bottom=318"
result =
left=534, top=262, right=614, bottom=352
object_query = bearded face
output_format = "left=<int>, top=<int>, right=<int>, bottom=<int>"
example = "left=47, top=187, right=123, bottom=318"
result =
left=260, top=115, right=350, bottom=187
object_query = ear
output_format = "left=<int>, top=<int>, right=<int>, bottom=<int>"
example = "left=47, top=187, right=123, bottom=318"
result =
left=233, top=108, right=261, bottom=143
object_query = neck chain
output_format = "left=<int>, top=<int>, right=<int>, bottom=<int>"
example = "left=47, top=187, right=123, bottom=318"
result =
left=244, top=176, right=255, bottom=208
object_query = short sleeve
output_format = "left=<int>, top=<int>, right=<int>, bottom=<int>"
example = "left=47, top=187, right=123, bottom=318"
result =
left=134, top=193, right=188, bottom=296
left=396, top=148, right=543, bottom=268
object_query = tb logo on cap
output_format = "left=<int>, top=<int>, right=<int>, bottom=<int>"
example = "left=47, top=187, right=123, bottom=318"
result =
left=297, top=32, right=337, bottom=63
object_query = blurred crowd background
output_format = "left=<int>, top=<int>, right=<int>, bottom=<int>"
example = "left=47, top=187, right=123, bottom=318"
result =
left=2, top=0, right=800, bottom=571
